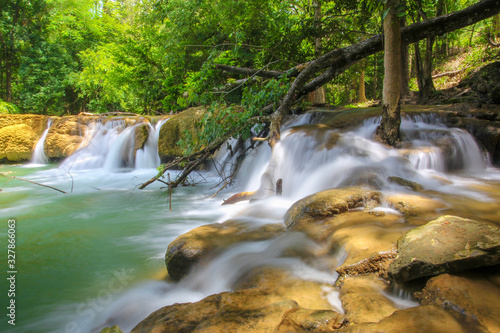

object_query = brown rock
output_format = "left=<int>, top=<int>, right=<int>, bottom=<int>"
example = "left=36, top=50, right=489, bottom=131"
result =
left=338, top=305, right=485, bottom=333
left=385, top=192, right=446, bottom=224
left=277, top=308, right=345, bottom=332
left=0, top=124, right=38, bottom=162
left=339, top=275, right=399, bottom=324
left=388, top=216, right=500, bottom=283
left=284, top=187, right=381, bottom=229
left=416, top=271, right=500, bottom=332
left=158, top=107, right=205, bottom=163
left=165, top=221, right=285, bottom=281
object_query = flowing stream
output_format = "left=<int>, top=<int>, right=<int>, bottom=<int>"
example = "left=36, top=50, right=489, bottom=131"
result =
left=1, top=112, right=500, bottom=332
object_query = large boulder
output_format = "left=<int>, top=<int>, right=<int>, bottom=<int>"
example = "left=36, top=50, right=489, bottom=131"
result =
left=44, top=118, right=91, bottom=159
left=388, top=215, right=500, bottom=283
left=158, top=107, right=205, bottom=163
left=0, top=124, right=38, bottom=162
left=337, top=304, right=486, bottom=333
left=339, top=275, right=399, bottom=324
left=165, top=221, right=285, bottom=281
left=416, top=271, right=500, bottom=332
left=132, top=268, right=344, bottom=333
left=284, top=187, right=381, bottom=229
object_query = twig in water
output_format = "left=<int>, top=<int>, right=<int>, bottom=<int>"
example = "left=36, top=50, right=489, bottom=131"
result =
left=0, top=173, right=66, bottom=194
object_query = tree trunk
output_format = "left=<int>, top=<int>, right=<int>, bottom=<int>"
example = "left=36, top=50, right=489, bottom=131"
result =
left=358, top=68, right=367, bottom=103
left=376, top=0, right=402, bottom=146
left=400, top=0, right=411, bottom=100
left=308, top=0, right=326, bottom=105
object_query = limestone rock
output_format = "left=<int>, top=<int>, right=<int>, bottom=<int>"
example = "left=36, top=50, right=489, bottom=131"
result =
left=133, top=124, right=150, bottom=154
left=158, top=107, right=205, bottom=163
left=100, top=326, right=124, bottom=333
left=277, top=308, right=345, bottom=332
left=339, top=275, right=399, bottom=324
left=132, top=268, right=344, bottom=333
left=131, top=291, right=299, bottom=333
left=0, top=124, right=38, bottom=162
left=385, top=193, right=445, bottom=224
left=284, top=187, right=381, bottom=229
left=388, top=216, right=500, bottom=283
left=165, top=221, right=285, bottom=281
left=337, top=305, right=485, bottom=333
left=44, top=118, right=89, bottom=159
left=416, top=271, right=500, bottom=333
left=387, top=176, right=424, bottom=192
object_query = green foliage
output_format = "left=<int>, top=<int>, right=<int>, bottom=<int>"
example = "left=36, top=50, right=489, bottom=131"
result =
left=178, top=76, right=290, bottom=155
left=0, top=100, right=20, bottom=114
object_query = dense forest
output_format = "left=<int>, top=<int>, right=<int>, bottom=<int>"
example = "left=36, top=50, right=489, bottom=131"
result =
left=1, top=0, right=499, bottom=118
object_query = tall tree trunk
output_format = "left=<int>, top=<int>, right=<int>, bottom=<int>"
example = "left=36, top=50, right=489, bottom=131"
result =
left=493, top=14, right=500, bottom=38
left=400, top=0, right=411, bottom=100
left=376, top=0, right=402, bottom=146
left=308, top=0, right=326, bottom=105
left=358, top=68, right=367, bottom=103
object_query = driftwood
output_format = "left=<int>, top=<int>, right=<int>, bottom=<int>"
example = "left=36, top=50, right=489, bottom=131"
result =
left=139, top=116, right=271, bottom=190
left=432, top=68, right=466, bottom=79
left=0, top=173, right=66, bottom=193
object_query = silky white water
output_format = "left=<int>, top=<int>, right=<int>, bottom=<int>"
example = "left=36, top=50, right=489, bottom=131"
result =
left=1, top=112, right=499, bottom=333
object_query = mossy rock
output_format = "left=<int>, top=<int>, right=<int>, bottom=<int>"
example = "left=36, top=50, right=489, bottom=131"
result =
left=165, top=221, right=285, bottom=281
left=284, top=187, right=381, bottom=229
left=388, top=215, right=500, bottom=283
left=158, top=107, right=205, bottom=163
left=0, top=124, right=38, bottom=162
left=100, top=326, right=124, bottom=333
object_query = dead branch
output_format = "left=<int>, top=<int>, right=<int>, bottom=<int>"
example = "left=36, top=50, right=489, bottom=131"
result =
left=0, top=173, right=66, bottom=193
left=139, top=115, right=271, bottom=190
left=487, top=32, right=500, bottom=47
left=432, top=68, right=466, bottom=78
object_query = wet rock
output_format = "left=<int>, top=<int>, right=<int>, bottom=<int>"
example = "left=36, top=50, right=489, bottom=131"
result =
left=416, top=271, right=500, bottom=332
left=337, top=304, right=486, bottom=333
left=100, top=326, right=124, bottom=333
left=388, top=216, right=500, bottom=283
left=158, top=106, right=205, bottom=163
left=165, top=221, right=285, bottom=281
left=336, top=250, right=397, bottom=278
left=339, top=275, right=399, bottom=324
left=44, top=118, right=89, bottom=159
left=0, top=114, right=49, bottom=136
left=131, top=291, right=299, bottom=333
left=277, top=308, right=345, bottom=332
left=133, top=124, right=150, bottom=154
left=385, top=193, right=445, bottom=224
left=236, top=268, right=335, bottom=310
left=133, top=268, right=344, bottom=333
left=0, top=124, right=38, bottom=162
left=284, top=187, right=381, bottom=229
left=387, top=176, right=424, bottom=192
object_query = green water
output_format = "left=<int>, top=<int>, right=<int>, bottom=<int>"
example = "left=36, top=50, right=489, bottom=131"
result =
left=0, top=165, right=220, bottom=333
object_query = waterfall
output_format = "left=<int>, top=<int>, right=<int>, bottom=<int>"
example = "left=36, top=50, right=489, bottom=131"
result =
left=30, top=119, right=52, bottom=165
left=135, top=119, right=168, bottom=169
left=236, top=113, right=491, bottom=200
left=59, top=120, right=127, bottom=171
left=58, top=118, right=169, bottom=172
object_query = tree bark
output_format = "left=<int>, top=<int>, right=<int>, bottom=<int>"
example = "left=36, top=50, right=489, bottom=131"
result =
left=358, top=68, right=367, bottom=103
left=375, top=0, right=402, bottom=146
left=308, top=0, right=326, bottom=105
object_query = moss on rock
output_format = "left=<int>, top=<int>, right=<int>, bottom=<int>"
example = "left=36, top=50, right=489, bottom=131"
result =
left=0, top=124, right=38, bottom=162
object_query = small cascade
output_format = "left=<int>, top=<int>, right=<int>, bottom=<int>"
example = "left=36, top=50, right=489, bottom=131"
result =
left=103, top=125, right=139, bottom=171
left=30, top=119, right=52, bottom=164
left=236, top=113, right=491, bottom=200
left=135, top=119, right=168, bottom=169
left=59, top=119, right=127, bottom=171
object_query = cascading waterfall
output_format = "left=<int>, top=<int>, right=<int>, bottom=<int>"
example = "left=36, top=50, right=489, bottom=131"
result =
left=30, top=119, right=52, bottom=165
left=59, top=118, right=167, bottom=171
left=6, top=111, right=500, bottom=333
left=135, top=119, right=168, bottom=169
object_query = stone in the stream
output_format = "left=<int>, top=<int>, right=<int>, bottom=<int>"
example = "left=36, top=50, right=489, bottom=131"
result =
left=336, top=304, right=487, bottom=333
left=388, top=215, right=500, bottom=283
left=284, top=187, right=381, bottom=229
left=416, top=271, right=500, bottom=333
left=165, top=221, right=285, bottom=281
